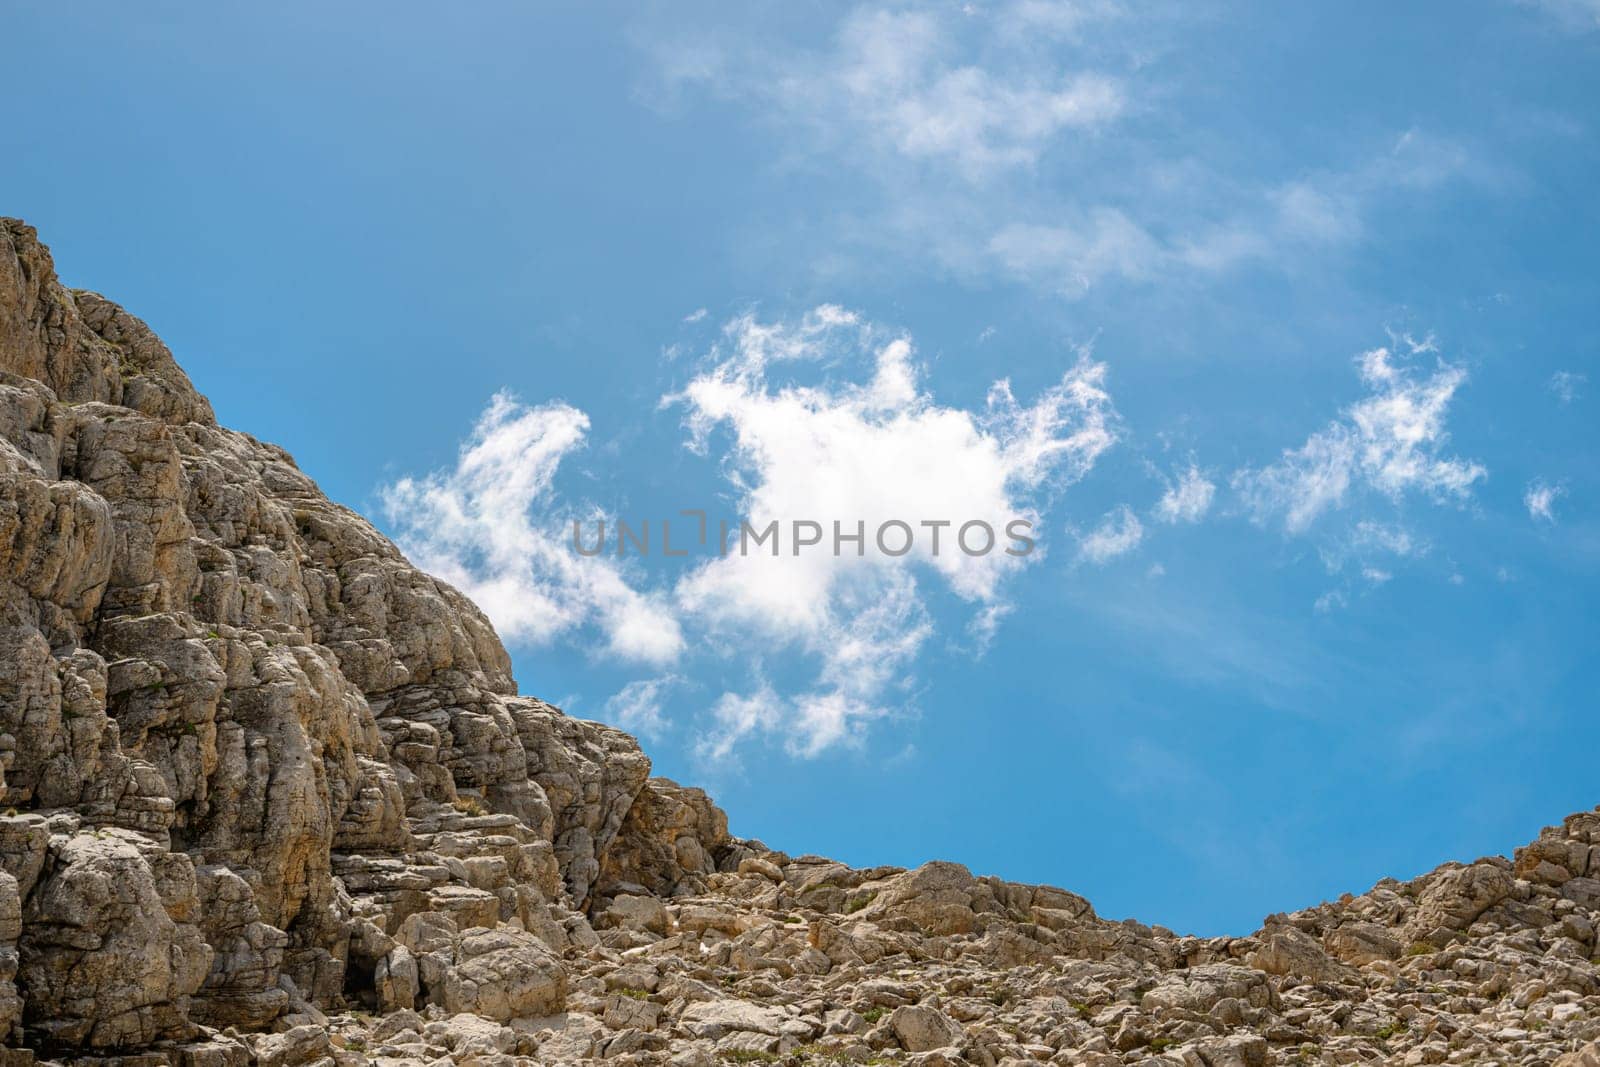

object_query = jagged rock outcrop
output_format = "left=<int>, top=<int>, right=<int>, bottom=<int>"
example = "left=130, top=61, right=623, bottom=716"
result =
left=0, top=218, right=732, bottom=1063
left=3, top=217, right=1600, bottom=1066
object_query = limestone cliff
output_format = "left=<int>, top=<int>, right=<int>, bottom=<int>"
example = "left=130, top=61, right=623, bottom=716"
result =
left=0, top=218, right=729, bottom=1055
left=3, top=218, right=1600, bottom=1067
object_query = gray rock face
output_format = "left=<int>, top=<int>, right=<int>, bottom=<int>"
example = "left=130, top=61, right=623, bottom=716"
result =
left=0, top=219, right=734, bottom=1058
left=5, top=216, right=1600, bottom=1066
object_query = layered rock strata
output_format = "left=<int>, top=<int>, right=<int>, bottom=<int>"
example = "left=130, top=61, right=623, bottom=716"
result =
left=2, top=218, right=1598, bottom=1066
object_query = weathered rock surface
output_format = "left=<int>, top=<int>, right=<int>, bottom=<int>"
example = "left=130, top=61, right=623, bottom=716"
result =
left=3, top=217, right=1600, bottom=1065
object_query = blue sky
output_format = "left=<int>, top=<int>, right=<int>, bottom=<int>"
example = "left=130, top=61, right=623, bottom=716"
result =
left=4, top=1, right=1597, bottom=935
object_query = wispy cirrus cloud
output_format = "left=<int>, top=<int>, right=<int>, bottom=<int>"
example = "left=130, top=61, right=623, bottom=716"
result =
left=603, top=675, right=682, bottom=740
left=636, top=3, right=1483, bottom=297
left=648, top=3, right=1125, bottom=182
left=1313, top=521, right=1430, bottom=598
left=1551, top=370, right=1586, bottom=404
left=1155, top=462, right=1216, bottom=524
left=1233, top=340, right=1486, bottom=536
left=379, top=393, right=685, bottom=666
left=1076, top=504, right=1144, bottom=564
left=698, top=685, right=783, bottom=763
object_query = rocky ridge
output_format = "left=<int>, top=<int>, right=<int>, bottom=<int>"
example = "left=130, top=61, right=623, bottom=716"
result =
left=1, top=217, right=1598, bottom=1067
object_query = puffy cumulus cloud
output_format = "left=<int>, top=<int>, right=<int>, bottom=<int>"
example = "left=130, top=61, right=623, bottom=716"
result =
left=1156, top=462, right=1216, bottom=524
left=379, top=392, right=684, bottom=666
left=1076, top=504, right=1144, bottom=564
left=668, top=307, right=1117, bottom=756
left=1525, top=479, right=1565, bottom=522
left=1233, top=343, right=1485, bottom=535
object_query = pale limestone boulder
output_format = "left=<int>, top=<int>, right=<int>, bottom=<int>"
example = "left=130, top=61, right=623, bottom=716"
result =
left=600, top=892, right=671, bottom=935
left=249, top=1024, right=332, bottom=1067
left=440, top=927, right=566, bottom=1022
left=603, top=993, right=662, bottom=1031
left=1174, top=1032, right=1267, bottom=1067
left=1142, top=965, right=1274, bottom=1016
left=857, top=861, right=991, bottom=935
left=677, top=999, right=799, bottom=1039
left=1408, top=861, right=1516, bottom=943
left=1248, top=924, right=1354, bottom=982
left=738, top=855, right=783, bottom=883
left=890, top=1004, right=963, bottom=1052
left=1324, top=920, right=1401, bottom=964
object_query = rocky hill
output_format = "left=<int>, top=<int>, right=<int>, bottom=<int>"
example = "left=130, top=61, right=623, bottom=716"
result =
left=1, top=217, right=1598, bottom=1067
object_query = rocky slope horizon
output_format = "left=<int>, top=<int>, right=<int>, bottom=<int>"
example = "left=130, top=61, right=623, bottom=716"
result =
left=1, top=216, right=1598, bottom=1067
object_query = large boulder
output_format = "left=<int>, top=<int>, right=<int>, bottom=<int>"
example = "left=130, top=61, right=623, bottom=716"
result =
left=440, top=927, right=566, bottom=1022
left=17, top=829, right=208, bottom=1048
left=1408, top=861, right=1516, bottom=942
left=890, top=1004, right=963, bottom=1052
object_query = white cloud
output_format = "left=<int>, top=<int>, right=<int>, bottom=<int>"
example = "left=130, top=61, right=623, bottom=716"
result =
left=965, top=602, right=1012, bottom=655
left=1156, top=462, right=1216, bottom=523
left=603, top=676, right=680, bottom=739
left=639, top=7, right=1479, bottom=298
left=993, top=0, right=1125, bottom=37
left=379, top=392, right=685, bottom=666
left=1551, top=370, right=1586, bottom=404
left=668, top=307, right=1117, bottom=755
left=697, top=685, right=783, bottom=763
left=1077, top=504, right=1144, bottom=564
left=1006, top=138, right=1474, bottom=293
left=1350, top=520, right=1425, bottom=558
left=1316, top=520, right=1428, bottom=580
left=988, top=211, right=1161, bottom=295
left=660, top=4, right=1125, bottom=182
left=1313, top=589, right=1347, bottom=614
left=1176, top=132, right=1476, bottom=277
left=683, top=307, right=709, bottom=323
left=1233, top=344, right=1485, bottom=534
left=1525, top=479, right=1565, bottom=522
